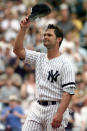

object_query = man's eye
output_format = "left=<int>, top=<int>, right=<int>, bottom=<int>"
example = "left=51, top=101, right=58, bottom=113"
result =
left=48, top=34, right=52, bottom=36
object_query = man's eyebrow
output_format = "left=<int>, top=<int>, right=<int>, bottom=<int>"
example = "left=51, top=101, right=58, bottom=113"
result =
left=44, top=33, right=53, bottom=36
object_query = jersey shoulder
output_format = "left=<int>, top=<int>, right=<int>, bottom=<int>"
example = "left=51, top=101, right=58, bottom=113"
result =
left=60, top=54, right=73, bottom=68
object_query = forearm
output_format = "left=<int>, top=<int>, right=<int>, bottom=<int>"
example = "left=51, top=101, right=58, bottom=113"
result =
left=18, top=114, right=26, bottom=119
left=14, top=112, right=27, bottom=119
left=20, top=85, right=28, bottom=99
left=14, top=29, right=27, bottom=52
left=57, top=92, right=72, bottom=115
left=13, top=16, right=30, bottom=58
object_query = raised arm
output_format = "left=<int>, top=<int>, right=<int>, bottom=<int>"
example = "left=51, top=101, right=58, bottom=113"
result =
left=13, top=16, right=30, bottom=60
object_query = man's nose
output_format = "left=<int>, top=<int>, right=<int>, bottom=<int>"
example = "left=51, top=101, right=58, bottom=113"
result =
left=44, top=35, right=48, bottom=39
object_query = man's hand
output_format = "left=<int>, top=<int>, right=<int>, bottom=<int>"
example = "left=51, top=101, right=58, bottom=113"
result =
left=5, top=111, right=10, bottom=117
left=51, top=112, right=63, bottom=129
left=20, top=16, right=30, bottom=30
left=51, top=92, right=72, bottom=129
left=13, top=111, right=20, bottom=117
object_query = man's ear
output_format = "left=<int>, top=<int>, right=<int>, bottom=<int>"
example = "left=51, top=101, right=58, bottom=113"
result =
left=57, top=37, right=62, bottom=43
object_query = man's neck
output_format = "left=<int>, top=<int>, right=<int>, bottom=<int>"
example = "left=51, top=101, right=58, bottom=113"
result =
left=47, top=49, right=60, bottom=59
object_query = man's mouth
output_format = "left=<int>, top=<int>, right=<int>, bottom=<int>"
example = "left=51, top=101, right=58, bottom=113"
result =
left=44, top=40, right=49, bottom=42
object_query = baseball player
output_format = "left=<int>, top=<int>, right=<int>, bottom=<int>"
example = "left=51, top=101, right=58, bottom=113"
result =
left=13, top=16, right=76, bottom=131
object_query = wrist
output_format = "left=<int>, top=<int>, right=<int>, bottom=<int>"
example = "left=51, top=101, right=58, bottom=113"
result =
left=20, top=27, right=28, bottom=32
left=56, top=109, right=64, bottom=116
left=56, top=112, right=63, bottom=116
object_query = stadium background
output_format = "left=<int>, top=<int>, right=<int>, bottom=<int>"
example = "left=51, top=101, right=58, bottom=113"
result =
left=0, top=0, right=87, bottom=130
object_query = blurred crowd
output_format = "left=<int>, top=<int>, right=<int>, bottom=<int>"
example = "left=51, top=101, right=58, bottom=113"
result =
left=0, top=0, right=87, bottom=131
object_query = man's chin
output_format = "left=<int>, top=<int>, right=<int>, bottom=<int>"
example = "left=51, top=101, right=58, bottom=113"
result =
left=44, top=43, right=47, bottom=47
left=44, top=42, right=49, bottom=46
left=44, top=44, right=50, bottom=49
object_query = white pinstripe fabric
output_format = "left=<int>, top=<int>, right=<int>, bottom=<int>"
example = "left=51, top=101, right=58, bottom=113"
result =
left=24, top=49, right=76, bottom=101
left=22, top=101, right=68, bottom=131
left=22, top=119, right=43, bottom=131
left=23, top=49, right=76, bottom=131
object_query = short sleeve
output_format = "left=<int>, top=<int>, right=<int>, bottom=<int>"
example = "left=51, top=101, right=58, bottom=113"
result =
left=61, top=62, right=76, bottom=94
left=1, top=107, right=10, bottom=116
left=15, top=107, right=25, bottom=115
left=24, top=48, right=41, bottom=65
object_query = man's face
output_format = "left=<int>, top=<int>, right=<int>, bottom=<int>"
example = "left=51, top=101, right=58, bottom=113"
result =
left=9, top=100, right=18, bottom=108
left=43, top=29, right=57, bottom=49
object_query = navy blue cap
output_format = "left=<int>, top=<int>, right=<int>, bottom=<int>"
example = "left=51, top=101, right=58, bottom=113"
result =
left=29, top=4, right=51, bottom=21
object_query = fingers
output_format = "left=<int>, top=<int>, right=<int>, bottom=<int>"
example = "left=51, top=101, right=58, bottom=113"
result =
left=51, top=121, right=61, bottom=129
left=20, top=16, right=30, bottom=29
left=51, top=118, right=61, bottom=129
left=21, top=16, right=29, bottom=24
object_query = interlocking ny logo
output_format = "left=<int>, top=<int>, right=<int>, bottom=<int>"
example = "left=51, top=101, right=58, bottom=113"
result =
left=47, top=70, right=60, bottom=83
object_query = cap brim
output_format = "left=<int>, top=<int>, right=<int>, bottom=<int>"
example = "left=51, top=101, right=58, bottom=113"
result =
left=29, top=13, right=38, bottom=21
left=29, top=13, right=49, bottom=21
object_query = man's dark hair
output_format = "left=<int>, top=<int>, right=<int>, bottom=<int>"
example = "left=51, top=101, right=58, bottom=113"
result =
left=46, top=24, right=63, bottom=46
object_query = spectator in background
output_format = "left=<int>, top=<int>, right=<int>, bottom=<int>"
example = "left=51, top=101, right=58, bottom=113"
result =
left=82, top=62, right=87, bottom=72
left=82, top=63, right=87, bottom=86
left=59, top=31, right=79, bottom=72
left=35, top=31, right=47, bottom=53
left=1, top=10, right=19, bottom=43
left=81, top=99, right=87, bottom=131
left=8, top=57, right=27, bottom=80
left=24, top=24, right=38, bottom=47
left=73, top=103, right=84, bottom=131
left=0, top=42, right=16, bottom=67
left=72, top=80, right=87, bottom=105
left=68, top=37, right=87, bottom=71
left=57, top=3, right=74, bottom=36
left=76, top=0, right=87, bottom=24
left=0, top=95, right=26, bottom=131
left=82, top=71, right=87, bottom=88
left=3, top=47, right=12, bottom=67
left=22, top=0, right=37, bottom=7
left=82, top=22, right=87, bottom=37
left=81, top=23, right=87, bottom=50
left=71, top=11, right=83, bottom=38
left=73, top=37, right=87, bottom=65
left=0, top=78, right=20, bottom=106
left=0, top=65, right=22, bottom=88
left=0, top=47, right=4, bottom=60
left=21, top=72, right=36, bottom=114
left=82, top=64, right=87, bottom=91
left=36, top=9, right=57, bottom=28
left=59, top=31, right=75, bottom=53
left=75, top=71, right=83, bottom=83
left=0, top=59, right=5, bottom=74
left=65, top=110, right=74, bottom=131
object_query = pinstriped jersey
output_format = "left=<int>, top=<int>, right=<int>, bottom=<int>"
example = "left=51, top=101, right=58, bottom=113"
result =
left=24, top=49, right=76, bottom=101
